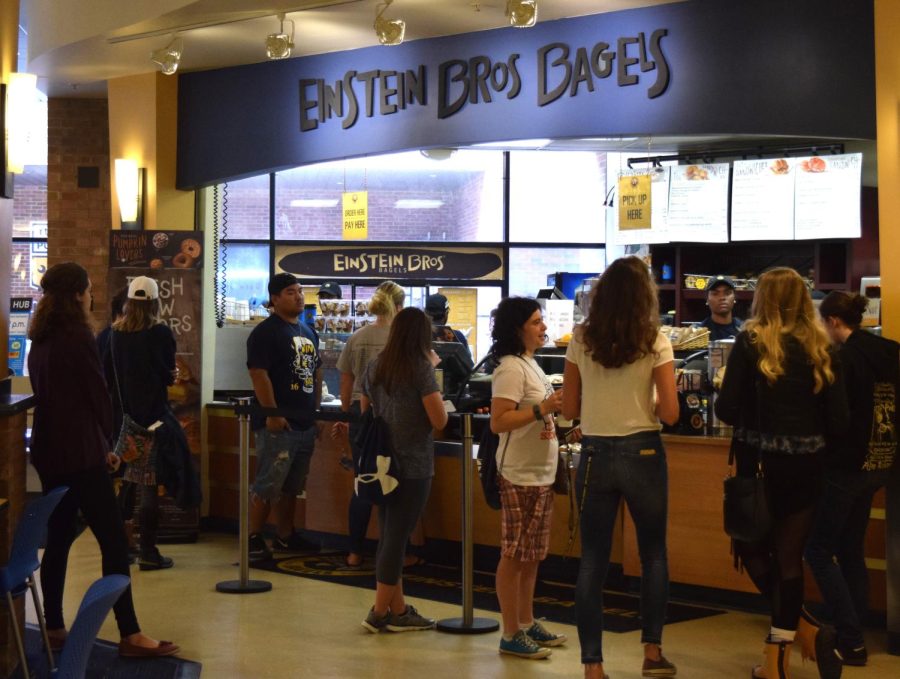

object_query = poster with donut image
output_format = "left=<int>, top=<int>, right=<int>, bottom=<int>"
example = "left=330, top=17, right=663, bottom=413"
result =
left=109, top=230, right=203, bottom=270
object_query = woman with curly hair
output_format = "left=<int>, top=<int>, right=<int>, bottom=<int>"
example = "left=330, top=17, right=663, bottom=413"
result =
left=28, top=262, right=178, bottom=658
left=490, top=296, right=567, bottom=660
left=562, top=256, right=679, bottom=679
left=716, top=267, right=849, bottom=679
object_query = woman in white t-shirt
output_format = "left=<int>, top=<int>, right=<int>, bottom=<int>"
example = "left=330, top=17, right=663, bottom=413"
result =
left=489, top=297, right=567, bottom=660
left=562, top=256, right=679, bottom=679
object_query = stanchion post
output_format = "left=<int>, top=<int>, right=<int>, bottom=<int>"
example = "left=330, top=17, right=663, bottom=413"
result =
left=437, top=412, right=499, bottom=633
left=217, top=397, right=272, bottom=594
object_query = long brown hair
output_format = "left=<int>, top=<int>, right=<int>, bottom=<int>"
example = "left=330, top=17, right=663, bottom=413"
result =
left=744, top=267, right=834, bottom=392
left=579, top=256, right=659, bottom=368
left=373, top=307, right=433, bottom=394
left=29, top=262, right=91, bottom=343
left=113, top=298, right=162, bottom=332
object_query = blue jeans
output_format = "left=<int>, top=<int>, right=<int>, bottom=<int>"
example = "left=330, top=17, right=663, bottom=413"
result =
left=575, top=431, right=669, bottom=664
left=804, top=468, right=889, bottom=648
left=251, top=427, right=316, bottom=501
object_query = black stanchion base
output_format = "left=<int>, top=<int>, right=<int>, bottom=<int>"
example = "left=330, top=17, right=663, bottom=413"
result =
left=216, top=579, right=273, bottom=594
left=436, top=617, right=499, bottom=634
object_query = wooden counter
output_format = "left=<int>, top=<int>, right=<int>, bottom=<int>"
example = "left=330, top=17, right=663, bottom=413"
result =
left=205, top=407, right=887, bottom=609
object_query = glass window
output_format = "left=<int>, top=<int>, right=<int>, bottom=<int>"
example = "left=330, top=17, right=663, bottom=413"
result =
left=509, top=151, right=606, bottom=243
left=508, top=247, right=605, bottom=298
left=220, top=175, right=270, bottom=240
left=219, top=243, right=270, bottom=311
left=274, top=150, right=504, bottom=242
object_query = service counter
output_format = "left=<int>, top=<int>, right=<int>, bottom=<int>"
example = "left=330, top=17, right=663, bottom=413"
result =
left=205, top=403, right=888, bottom=610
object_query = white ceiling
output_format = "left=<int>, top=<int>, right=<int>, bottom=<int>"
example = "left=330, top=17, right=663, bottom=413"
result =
left=22, top=0, right=682, bottom=98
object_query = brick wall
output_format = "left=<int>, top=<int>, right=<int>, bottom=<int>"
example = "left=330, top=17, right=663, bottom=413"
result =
left=47, top=98, right=111, bottom=325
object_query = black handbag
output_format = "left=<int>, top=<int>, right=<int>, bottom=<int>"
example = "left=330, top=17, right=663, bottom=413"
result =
left=477, top=424, right=509, bottom=510
left=723, top=458, right=771, bottom=542
left=353, top=405, right=401, bottom=505
left=723, top=379, right=771, bottom=542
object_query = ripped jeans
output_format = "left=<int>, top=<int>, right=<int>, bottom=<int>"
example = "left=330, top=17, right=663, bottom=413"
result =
left=251, top=427, right=316, bottom=501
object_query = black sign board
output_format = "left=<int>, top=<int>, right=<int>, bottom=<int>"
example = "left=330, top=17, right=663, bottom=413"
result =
left=276, top=245, right=504, bottom=281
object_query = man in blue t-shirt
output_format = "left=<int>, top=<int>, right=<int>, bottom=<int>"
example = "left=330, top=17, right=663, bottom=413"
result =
left=246, top=273, right=322, bottom=561
left=697, top=275, right=743, bottom=341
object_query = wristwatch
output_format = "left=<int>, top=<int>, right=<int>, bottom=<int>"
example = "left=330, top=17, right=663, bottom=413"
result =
left=533, top=403, right=543, bottom=421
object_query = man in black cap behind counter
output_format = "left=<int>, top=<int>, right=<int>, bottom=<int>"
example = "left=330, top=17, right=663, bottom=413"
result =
left=425, top=293, right=471, bottom=356
left=697, top=275, right=743, bottom=341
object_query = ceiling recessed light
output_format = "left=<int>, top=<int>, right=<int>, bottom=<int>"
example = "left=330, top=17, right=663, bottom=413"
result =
left=290, top=198, right=339, bottom=208
left=395, top=199, right=444, bottom=209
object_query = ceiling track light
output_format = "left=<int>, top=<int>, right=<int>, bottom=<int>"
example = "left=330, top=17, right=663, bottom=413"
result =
left=266, top=12, right=295, bottom=60
left=506, top=0, right=538, bottom=28
left=374, top=0, right=405, bottom=46
left=150, top=37, right=183, bottom=75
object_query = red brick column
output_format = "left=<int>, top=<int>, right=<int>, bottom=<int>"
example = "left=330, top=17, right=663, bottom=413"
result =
left=47, top=98, right=112, bottom=325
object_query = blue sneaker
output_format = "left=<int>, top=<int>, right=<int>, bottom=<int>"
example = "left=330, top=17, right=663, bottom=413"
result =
left=524, top=620, right=567, bottom=647
left=499, top=630, right=552, bottom=659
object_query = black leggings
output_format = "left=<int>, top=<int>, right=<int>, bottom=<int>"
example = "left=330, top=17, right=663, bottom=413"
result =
left=39, top=465, right=140, bottom=637
left=119, top=481, right=160, bottom=555
left=735, top=450, right=823, bottom=631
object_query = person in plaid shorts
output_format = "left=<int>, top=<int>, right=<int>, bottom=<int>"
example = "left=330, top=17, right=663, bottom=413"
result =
left=489, top=297, right=567, bottom=660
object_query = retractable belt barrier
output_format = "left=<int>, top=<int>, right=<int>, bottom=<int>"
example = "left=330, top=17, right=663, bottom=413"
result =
left=216, top=399, right=355, bottom=595
left=437, top=412, right=499, bottom=634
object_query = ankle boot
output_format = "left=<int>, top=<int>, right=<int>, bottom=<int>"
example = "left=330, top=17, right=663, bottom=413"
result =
left=752, top=637, right=792, bottom=679
left=796, top=609, right=842, bottom=679
left=796, top=610, right=818, bottom=662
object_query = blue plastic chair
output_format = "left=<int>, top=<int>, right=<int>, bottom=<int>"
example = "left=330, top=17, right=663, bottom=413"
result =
left=53, top=574, right=130, bottom=678
left=0, top=486, right=69, bottom=677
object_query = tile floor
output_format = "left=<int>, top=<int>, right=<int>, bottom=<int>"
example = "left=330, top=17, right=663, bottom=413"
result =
left=30, top=532, right=900, bottom=679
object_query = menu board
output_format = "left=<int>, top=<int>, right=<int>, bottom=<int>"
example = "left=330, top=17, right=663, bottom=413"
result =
left=731, top=158, right=795, bottom=241
left=613, top=167, right=671, bottom=245
left=666, top=163, right=729, bottom=242
left=794, top=153, right=862, bottom=240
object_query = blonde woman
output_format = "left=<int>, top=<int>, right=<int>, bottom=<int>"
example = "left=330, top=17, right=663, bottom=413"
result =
left=333, top=280, right=405, bottom=567
left=715, top=268, right=849, bottom=679
left=110, top=276, right=200, bottom=571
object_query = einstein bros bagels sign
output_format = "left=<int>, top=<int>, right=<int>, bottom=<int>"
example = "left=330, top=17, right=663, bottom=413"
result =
left=276, top=245, right=503, bottom=281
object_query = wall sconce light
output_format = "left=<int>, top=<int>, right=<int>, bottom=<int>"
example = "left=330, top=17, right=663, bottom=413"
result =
left=5, top=72, right=38, bottom=175
left=506, top=0, right=538, bottom=28
left=115, top=159, right=145, bottom=230
left=266, top=13, right=295, bottom=60
left=374, top=1, right=405, bottom=46
left=151, top=37, right=183, bottom=75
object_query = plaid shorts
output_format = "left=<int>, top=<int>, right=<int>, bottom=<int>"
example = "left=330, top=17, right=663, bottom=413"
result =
left=499, top=476, right=554, bottom=561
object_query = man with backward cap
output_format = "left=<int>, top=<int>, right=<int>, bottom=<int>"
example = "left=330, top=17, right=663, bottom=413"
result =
left=246, top=272, right=323, bottom=561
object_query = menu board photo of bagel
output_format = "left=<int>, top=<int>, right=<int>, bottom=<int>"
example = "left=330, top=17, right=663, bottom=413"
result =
left=109, top=231, right=203, bottom=269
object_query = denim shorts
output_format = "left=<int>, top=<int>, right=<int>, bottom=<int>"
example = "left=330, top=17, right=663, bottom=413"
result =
left=251, top=427, right=316, bottom=501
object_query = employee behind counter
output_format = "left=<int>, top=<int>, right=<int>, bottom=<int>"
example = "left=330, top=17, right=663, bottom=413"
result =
left=696, top=275, right=743, bottom=341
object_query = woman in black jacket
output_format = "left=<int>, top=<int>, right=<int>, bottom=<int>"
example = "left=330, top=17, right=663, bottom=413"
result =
left=715, top=267, right=848, bottom=679
left=28, top=262, right=178, bottom=657
left=805, top=291, right=899, bottom=667
left=109, top=275, right=199, bottom=570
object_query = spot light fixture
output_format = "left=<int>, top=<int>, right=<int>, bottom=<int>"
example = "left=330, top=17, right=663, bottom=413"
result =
left=506, top=0, right=538, bottom=28
left=374, top=0, right=405, bottom=46
left=150, top=37, right=183, bottom=75
left=266, top=13, right=295, bottom=60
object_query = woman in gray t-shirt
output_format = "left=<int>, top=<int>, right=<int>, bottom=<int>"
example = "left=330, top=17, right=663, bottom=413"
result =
left=333, top=280, right=404, bottom=567
left=359, top=308, right=448, bottom=633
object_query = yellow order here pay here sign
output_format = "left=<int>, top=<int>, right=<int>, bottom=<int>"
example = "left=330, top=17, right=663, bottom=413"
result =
left=618, top=174, right=651, bottom=230
left=342, top=191, right=368, bottom=240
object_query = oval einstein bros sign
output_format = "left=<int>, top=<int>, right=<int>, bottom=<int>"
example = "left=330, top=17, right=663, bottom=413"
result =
left=276, top=245, right=503, bottom=281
